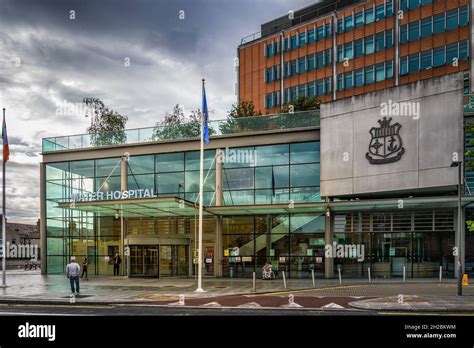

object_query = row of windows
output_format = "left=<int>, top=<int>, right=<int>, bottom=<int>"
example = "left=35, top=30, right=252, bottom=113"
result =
left=400, top=0, right=433, bottom=12
left=400, top=6, right=469, bottom=44
left=337, top=29, right=393, bottom=62
left=400, top=41, right=469, bottom=75
left=264, top=23, right=332, bottom=57
left=265, top=48, right=333, bottom=83
left=337, top=61, right=394, bottom=91
left=337, top=0, right=393, bottom=33
left=265, top=77, right=332, bottom=108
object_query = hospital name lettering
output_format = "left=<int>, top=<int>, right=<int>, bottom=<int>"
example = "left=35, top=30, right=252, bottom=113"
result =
left=70, top=189, right=156, bottom=202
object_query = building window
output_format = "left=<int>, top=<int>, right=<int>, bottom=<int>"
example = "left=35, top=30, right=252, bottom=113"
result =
left=308, top=55, right=315, bottom=71
left=365, top=7, right=374, bottom=24
left=316, top=51, right=324, bottom=68
left=308, top=29, right=315, bottom=44
left=386, top=0, right=393, bottom=16
left=433, top=14, right=445, bottom=35
left=460, top=6, right=469, bottom=27
left=345, top=15, right=354, bottom=31
left=433, top=46, right=445, bottom=67
left=325, top=49, right=332, bottom=65
left=316, top=25, right=325, bottom=40
left=446, top=43, right=458, bottom=66
left=365, top=66, right=374, bottom=84
left=290, top=60, right=297, bottom=75
left=344, top=42, right=353, bottom=60
left=298, top=57, right=306, bottom=73
left=266, top=43, right=273, bottom=57
left=354, top=39, right=363, bottom=57
left=365, top=36, right=374, bottom=54
left=345, top=72, right=353, bottom=89
left=273, top=66, right=280, bottom=81
left=265, top=68, right=273, bottom=83
left=316, top=79, right=324, bottom=96
left=325, top=23, right=332, bottom=37
left=400, top=57, right=408, bottom=75
left=284, top=37, right=290, bottom=51
left=298, top=84, right=306, bottom=97
left=337, top=74, right=344, bottom=91
left=284, top=89, right=289, bottom=104
left=386, top=61, right=394, bottom=79
left=408, top=21, right=420, bottom=41
left=386, top=30, right=393, bottom=48
left=459, top=40, right=469, bottom=60
left=375, top=4, right=385, bottom=21
left=354, top=69, right=364, bottom=87
left=400, top=25, right=408, bottom=44
left=307, top=82, right=315, bottom=97
left=375, top=32, right=385, bottom=51
left=299, top=32, right=307, bottom=47
left=400, top=0, right=408, bottom=12
left=409, top=0, right=420, bottom=9
left=265, top=94, right=272, bottom=109
left=337, top=18, right=344, bottom=33
left=355, top=12, right=364, bottom=28
left=408, top=53, right=420, bottom=73
left=290, top=87, right=297, bottom=101
left=375, top=63, right=385, bottom=82
left=446, top=9, right=458, bottom=31
left=420, top=50, right=432, bottom=70
left=325, top=78, right=332, bottom=94
left=421, top=0, right=432, bottom=4
left=421, top=17, right=432, bottom=38
left=337, top=46, right=343, bottom=62
left=291, top=35, right=298, bottom=49
left=284, top=62, right=290, bottom=77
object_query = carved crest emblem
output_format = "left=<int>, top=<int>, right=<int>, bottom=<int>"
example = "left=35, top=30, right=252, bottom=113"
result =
left=366, top=117, right=405, bottom=164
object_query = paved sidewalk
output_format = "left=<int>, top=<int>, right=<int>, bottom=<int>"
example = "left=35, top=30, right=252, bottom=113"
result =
left=0, top=270, right=472, bottom=312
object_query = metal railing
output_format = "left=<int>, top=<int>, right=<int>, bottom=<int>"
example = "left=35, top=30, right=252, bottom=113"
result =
left=42, top=110, right=320, bottom=153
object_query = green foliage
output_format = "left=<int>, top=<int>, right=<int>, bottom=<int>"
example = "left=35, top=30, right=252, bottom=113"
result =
left=84, top=98, right=128, bottom=146
left=153, top=105, right=215, bottom=141
left=282, top=95, right=321, bottom=112
left=220, top=101, right=262, bottom=135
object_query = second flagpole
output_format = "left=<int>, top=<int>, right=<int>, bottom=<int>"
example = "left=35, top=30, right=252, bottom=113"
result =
left=196, top=80, right=205, bottom=292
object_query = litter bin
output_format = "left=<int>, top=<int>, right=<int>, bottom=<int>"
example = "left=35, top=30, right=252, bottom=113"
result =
left=230, top=266, right=234, bottom=278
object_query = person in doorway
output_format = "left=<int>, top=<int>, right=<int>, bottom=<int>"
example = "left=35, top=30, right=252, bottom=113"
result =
left=81, top=258, right=89, bottom=281
left=112, top=252, right=121, bottom=276
left=66, top=256, right=81, bottom=295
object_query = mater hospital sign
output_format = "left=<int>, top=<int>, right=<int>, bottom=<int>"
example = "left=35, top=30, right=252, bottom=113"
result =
left=70, top=189, right=156, bottom=202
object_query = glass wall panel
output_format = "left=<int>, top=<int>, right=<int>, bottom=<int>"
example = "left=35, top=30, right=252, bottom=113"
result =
left=156, top=152, right=184, bottom=172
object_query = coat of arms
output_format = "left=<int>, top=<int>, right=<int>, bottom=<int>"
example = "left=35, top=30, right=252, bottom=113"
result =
left=366, top=117, right=405, bottom=164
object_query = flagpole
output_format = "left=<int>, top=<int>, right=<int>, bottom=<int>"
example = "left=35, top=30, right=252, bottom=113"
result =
left=2, top=108, right=6, bottom=287
left=196, top=80, right=205, bottom=293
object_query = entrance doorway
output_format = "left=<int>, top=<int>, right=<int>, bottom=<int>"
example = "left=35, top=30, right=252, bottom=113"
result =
left=159, top=245, right=189, bottom=277
left=130, top=245, right=159, bottom=277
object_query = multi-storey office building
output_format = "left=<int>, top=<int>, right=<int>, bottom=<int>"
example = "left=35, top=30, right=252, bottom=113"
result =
left=238, top=0, right=470, bottom=114
left=41, top=73, right=474, bottom=280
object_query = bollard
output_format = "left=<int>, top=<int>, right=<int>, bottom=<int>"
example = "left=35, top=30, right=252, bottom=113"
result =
left=368, top=267, right=371, bottom=284
left=252, top=272, right=256, bottom=292
left=403, top=265, right=406, bottom=283
left=439, top=266, right=442, bottom=283
left=282, top=270, right=287, bottom=289
left=311, top=269, right=315, bottom=288
left=338, top=267, right=342, bottom=285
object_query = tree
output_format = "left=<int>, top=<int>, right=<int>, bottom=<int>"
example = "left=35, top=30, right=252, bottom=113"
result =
left=282, top=95, right=321, bottom=112
left=84, top=98, right=128, bottom=146
left=153, top=105, right=214, bottom=141
left=220, top=101, right=262, bottom=135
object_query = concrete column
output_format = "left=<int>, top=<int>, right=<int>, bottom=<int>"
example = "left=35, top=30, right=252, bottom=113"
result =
left=215, top=149, right=223, bottom=277
left=266, top=215, right=272, bottom=263
left=39, top=163, right=47, bottom=274
left=332, top=13, right=338, bottom=101
left=454, top=207, right=466, bottom=278
left=120, top=156, right=127, bottom=276
left=324, top=210, right=334, bottom=279
left=394, top=0, right=400, bottom=86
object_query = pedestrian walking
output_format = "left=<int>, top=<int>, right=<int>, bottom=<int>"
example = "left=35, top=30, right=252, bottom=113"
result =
left=66, top=256, right=81, bottom=295
left=81, top=257, right=89, bottom=281
left=112, top=252, right=121, bottom=276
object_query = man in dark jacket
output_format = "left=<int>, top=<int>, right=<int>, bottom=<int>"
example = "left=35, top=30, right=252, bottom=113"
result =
left=113, top=252, right=121, bottom=276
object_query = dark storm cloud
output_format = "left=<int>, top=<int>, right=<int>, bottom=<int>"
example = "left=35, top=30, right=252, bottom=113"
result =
left=0, top=0, right=311, bottom=222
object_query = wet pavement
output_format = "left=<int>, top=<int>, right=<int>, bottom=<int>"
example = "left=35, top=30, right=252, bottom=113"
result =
left=0, top=270, right=473, bottom=313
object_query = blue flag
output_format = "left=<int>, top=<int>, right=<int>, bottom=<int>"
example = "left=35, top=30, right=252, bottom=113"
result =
left=202, top=85, right=209, bottom=144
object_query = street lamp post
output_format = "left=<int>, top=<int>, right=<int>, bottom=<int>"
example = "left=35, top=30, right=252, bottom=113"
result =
left=451, top=160, right=463, bottom=296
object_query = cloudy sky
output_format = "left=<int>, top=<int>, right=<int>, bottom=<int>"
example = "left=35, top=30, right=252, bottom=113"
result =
left=0, top=0, right=311, bottom=223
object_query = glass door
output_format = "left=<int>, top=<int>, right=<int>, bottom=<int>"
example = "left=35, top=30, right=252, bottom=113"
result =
left=130, top=245, right=159, bottom=277
left=144, top=247, right=159, bottom=277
